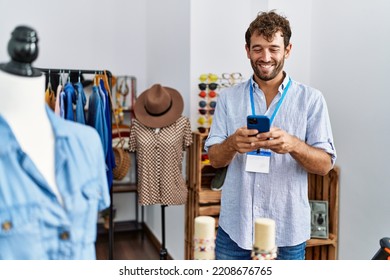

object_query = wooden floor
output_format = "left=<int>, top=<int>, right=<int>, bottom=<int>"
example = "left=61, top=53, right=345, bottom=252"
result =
left=96, top=230, right=160, bottom=260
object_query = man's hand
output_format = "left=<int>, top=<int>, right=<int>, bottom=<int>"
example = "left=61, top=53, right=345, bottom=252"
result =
left=253, top=127, right=298, bottom=154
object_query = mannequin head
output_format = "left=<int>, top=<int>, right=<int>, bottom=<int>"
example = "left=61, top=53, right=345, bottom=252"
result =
left=0, top=25, right=42, bottom=77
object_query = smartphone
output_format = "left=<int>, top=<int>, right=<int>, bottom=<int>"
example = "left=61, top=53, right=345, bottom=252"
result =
left=247, top=115, right=270, bottom=135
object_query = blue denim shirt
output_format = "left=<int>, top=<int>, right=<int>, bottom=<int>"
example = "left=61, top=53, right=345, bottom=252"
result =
left=64, top=82, right=76, bottom=121
left=74, top=82, right=87, bottom=124
left=0, top=107, right=110, bottom=259
left=87, top=85, right=108, bottom=160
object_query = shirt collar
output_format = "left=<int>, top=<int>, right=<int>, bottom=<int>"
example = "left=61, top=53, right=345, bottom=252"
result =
left=250, top=72, right=291, bottom=94
left=279, top=72, right=291, bottom=92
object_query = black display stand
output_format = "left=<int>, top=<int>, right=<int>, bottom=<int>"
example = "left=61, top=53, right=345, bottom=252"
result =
left=160, top=205, right=168, bottom=260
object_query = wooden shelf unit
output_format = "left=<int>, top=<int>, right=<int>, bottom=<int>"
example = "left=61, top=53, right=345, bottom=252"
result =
left=185, top=132, right=339, bottom=260
left=306, top=166, right=340, bottom=260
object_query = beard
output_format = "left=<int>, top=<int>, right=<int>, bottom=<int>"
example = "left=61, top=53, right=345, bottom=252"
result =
left=250, top=57, right=285, bottom=82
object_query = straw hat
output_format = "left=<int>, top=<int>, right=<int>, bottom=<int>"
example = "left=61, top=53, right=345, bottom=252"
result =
left=134, top=84, right=183, bottom=128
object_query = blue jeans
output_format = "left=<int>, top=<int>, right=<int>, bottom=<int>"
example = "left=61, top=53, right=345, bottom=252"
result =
left=215, top=226, right=306, bottom=260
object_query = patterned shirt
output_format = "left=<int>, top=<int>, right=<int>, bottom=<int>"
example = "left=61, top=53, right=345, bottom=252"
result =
left=205, top=74, right=336, bottom=249
left=128, top=116, right=192, bottom=205
left=0, top=106, right=110, bottom=259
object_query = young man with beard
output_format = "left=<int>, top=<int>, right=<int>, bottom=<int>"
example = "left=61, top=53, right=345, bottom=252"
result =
left=204, top=11, right=336, bottom=260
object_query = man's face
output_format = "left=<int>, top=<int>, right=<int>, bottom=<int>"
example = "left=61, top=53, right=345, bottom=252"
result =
left=246, top=31, right=291, bottom=82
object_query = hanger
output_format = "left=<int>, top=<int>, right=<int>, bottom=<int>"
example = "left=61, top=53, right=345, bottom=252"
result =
left=46, top=69, right=52, bottom=91
left=45, top=69, right=56, bottom=110
left=94, top=71, right=99, bottom=86
left=58, top=70, right=63, bottom=87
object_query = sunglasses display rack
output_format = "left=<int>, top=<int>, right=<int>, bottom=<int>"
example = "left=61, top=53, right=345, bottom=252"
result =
left=197, top=73, right=219, bottom=135
left=196, top=73, right=244, bottom=166
left=196, top=72, right=244, bottom=134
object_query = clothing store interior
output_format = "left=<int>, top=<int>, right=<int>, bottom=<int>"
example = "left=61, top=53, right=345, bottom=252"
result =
left=0, top=0, right=389, bottom=261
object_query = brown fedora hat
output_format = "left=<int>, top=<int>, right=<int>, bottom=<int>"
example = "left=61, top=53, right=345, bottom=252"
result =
left=134, top=84, right=184, bottom=128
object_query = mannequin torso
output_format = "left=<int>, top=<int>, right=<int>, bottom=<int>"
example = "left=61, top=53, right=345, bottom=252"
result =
left=0, top=70, right=60, bottom=202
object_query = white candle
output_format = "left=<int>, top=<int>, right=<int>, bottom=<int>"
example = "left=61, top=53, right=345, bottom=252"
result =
left=254, top=218, right=275, bottom=252
left=193, top=216, right=215, bottom=260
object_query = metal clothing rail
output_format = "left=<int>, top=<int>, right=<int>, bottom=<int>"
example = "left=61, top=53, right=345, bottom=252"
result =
left=38, top=67, right=115, bottom=260
left=38, top=67, right=112, bottom=76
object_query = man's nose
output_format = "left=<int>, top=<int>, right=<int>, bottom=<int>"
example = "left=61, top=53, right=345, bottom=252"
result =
left=260, top=49, right=271, bottom=62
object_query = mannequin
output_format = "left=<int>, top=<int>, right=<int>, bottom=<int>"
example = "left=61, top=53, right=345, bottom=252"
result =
left=129, top=84, right=192, bottom=206
left=0, top=70, right=60, bottom=200
left=0, top=26, right=59, bottom=200
left=0, top=26, right=110, bottom=260
left=129, top=84, right=192, bottom=259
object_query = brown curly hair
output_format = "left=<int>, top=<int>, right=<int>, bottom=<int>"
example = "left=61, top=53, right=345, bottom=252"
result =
left=245, top=10, right=292, bottom=48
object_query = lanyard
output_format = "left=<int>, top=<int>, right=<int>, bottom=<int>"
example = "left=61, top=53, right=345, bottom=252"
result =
left=250, top=77, right=291, bottom=124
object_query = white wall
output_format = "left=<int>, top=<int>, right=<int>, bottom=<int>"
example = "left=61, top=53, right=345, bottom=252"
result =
left=0, top=0, right=148, bottom=90
left=1, top=0, right=389, bottom=261
left=310, top=0, right=390, bottom=259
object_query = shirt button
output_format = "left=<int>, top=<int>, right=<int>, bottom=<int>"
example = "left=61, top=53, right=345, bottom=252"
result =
left=60, top=231, right=70, bottom=240
left=2, top=221, right=12, bottom=231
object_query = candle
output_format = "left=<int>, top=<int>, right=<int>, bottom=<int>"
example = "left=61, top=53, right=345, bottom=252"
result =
left=252, top=218, right=277, bottom=260
left=193, top=216, right=215, bottom=260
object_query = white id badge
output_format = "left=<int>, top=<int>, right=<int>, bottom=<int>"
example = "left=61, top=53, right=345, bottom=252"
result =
left=245, top=150, right=271, bottom=173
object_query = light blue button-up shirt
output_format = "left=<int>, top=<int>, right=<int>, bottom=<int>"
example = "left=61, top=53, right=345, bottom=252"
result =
left=205, top=74, right=336, bottom=249
left=0, top=106, right=110, bottom=259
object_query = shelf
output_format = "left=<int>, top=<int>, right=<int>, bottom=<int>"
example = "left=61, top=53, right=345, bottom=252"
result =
left=199, top=188, right=221, bottom=204
left=306, top=233, right=337, bottom=247
left=112, top=182, right=137, bottom=193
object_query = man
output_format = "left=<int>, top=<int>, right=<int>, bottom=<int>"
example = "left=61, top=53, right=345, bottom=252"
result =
left=205, top=11, right=336, bottom=260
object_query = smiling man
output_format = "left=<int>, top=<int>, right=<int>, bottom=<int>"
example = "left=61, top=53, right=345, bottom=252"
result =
left=204, top=11, right=337, bottom=260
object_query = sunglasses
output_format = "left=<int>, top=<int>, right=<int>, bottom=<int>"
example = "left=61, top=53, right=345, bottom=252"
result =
left=197, top=116, right=213, bottom=126
left=198, top=83, right=219, bottom=91
left=199, top=73, right=219, bottom=83
left=221, top=72, right=243, bottom=86
left=198, top=100, right=217, bottom=108
left=199, top=108, right=215, bottom=115
left=197, top=116, right=207, bottom=125
left=198, top=91, right=217, bottom=98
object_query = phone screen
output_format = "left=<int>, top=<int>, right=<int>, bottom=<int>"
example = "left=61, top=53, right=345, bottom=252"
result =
left=247, top=115, right=270, bottom=134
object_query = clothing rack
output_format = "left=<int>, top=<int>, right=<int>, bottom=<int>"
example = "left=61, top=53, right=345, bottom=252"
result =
left=38, top=67, right=115, bottom=260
